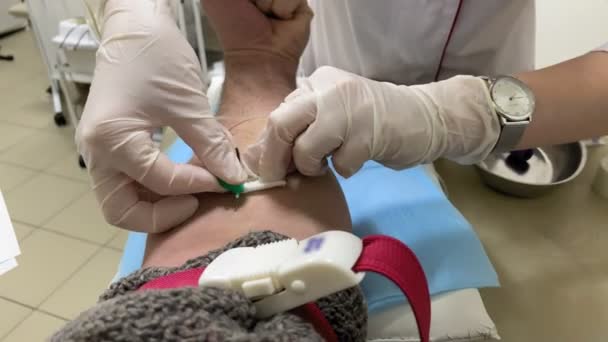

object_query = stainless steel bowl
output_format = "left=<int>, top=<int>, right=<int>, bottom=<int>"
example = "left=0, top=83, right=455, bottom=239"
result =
left=475, top=142, right=587, bottom=198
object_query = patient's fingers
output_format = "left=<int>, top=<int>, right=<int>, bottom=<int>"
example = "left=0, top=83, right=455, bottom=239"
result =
left=253, top=0, right=302, bottom=19
left=270, top=0, right=303, bottom=19
left=90, top=169, right=199, bottom=233
left=254, top=0, right=273, bottom=15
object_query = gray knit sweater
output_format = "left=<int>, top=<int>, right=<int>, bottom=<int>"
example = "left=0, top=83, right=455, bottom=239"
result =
left=51, top=231, right=367, bottom=341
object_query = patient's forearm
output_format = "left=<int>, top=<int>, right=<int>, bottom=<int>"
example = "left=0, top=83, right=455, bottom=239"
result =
left=218, top=56, right=295, bottom=147
left=143, top=57, right=351, bottom=268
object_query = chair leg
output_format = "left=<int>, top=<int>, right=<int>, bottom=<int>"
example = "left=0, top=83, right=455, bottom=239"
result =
left=50, top=80, right=66, bottom=126
left=0, top=45, right=15, bottom=61
left=78, top=155, right=86, bottom=169
left=54, top=112, right=67, bottom=126
left=56, top=65, right=80, bottom=129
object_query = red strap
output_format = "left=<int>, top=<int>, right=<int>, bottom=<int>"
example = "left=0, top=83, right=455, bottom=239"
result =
left=139, top=269, right=339, bottom=341
left=137, top=236, right=431, bottom=342
left=356, top=236, right=431, bottom=342
left=292, top=303, right=340, bottom=342
left=139, top=268, right=204, bottom=290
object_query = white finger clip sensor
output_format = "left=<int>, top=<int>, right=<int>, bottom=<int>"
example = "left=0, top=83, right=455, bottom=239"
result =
left=198, top=231, right=365, bottom=318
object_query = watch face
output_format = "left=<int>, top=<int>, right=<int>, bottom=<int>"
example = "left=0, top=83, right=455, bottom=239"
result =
left=491, top=77, right=535, bottom=120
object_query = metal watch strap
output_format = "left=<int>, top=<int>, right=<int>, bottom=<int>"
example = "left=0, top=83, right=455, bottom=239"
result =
left=481, top=76, right=532, bottom=153
left=492, top=117, right=530, bottom=153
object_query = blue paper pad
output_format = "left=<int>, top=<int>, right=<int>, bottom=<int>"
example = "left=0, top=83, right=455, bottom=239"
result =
left=334, top=161, right=498, bottom=312
left=116, top=138, right=498, bottom=313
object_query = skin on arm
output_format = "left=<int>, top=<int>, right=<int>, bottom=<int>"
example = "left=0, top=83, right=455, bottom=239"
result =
left=142, top=56, right=351, bottom=268
left=142, top=0, right=352, bottom=268
left=516, top=51, right=608, bottom=149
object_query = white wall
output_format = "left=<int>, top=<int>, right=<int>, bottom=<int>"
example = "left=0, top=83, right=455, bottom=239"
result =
left=535, top=0, right=608, bottom=68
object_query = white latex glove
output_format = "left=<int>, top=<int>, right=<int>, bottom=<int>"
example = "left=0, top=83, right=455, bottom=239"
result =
left=77, top=0, right=247, bottom=233
left=245, top=66, right=500, bottom=181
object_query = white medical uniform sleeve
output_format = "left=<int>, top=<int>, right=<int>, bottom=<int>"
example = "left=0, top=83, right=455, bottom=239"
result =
left=593, top=41, right=608, bottom=52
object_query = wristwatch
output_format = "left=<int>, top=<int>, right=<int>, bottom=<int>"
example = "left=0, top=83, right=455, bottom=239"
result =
left=481, top=75, right=535, bottom=153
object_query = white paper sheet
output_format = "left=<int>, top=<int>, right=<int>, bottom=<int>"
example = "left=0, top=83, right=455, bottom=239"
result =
left=0, top=191, right=20, bottom=276
left=0, top=258, right=18, bottom=276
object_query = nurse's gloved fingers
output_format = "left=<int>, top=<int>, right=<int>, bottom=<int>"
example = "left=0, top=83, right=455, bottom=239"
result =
left=242, top=128, right=292, bottom=181
left=103, top=130, right=221, bottom=196
left=268, top=92, right=318, bottom=143
left=241, top=140, right=263, bottom=177
left=173, top=118, right=248, bottom=185
left=290, top=96, right=345, bottom=176
left=255, top=93, right=318, bottom=179
left=140, top=153, right=225, bottom=195
left=292, top=119, right=342, bottom=177
left=331, top=139, right=369, bottom=179
left=102, top=0, right=127, bottom=14
left=284, top=86, right=312, bottom=102
left=119, top=196, right=199, bottom=233
left=91, top=170, right=199, bottom=232
left=307, top=65, right=361, bottom=90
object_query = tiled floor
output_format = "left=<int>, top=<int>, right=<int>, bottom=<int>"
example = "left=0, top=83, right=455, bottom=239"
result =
left=0, top=30, right=129, bottom=340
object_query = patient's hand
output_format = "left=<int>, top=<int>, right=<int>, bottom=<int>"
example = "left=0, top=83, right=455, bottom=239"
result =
left=202, top=0, right=313, bottom=150
left=202, top=0, right=313, bottom=64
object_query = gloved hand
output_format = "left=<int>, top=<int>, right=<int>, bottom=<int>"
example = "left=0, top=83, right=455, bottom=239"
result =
left=245, top=66, right=501, bottom=181
left=77, top=0, right=247, bottom=233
